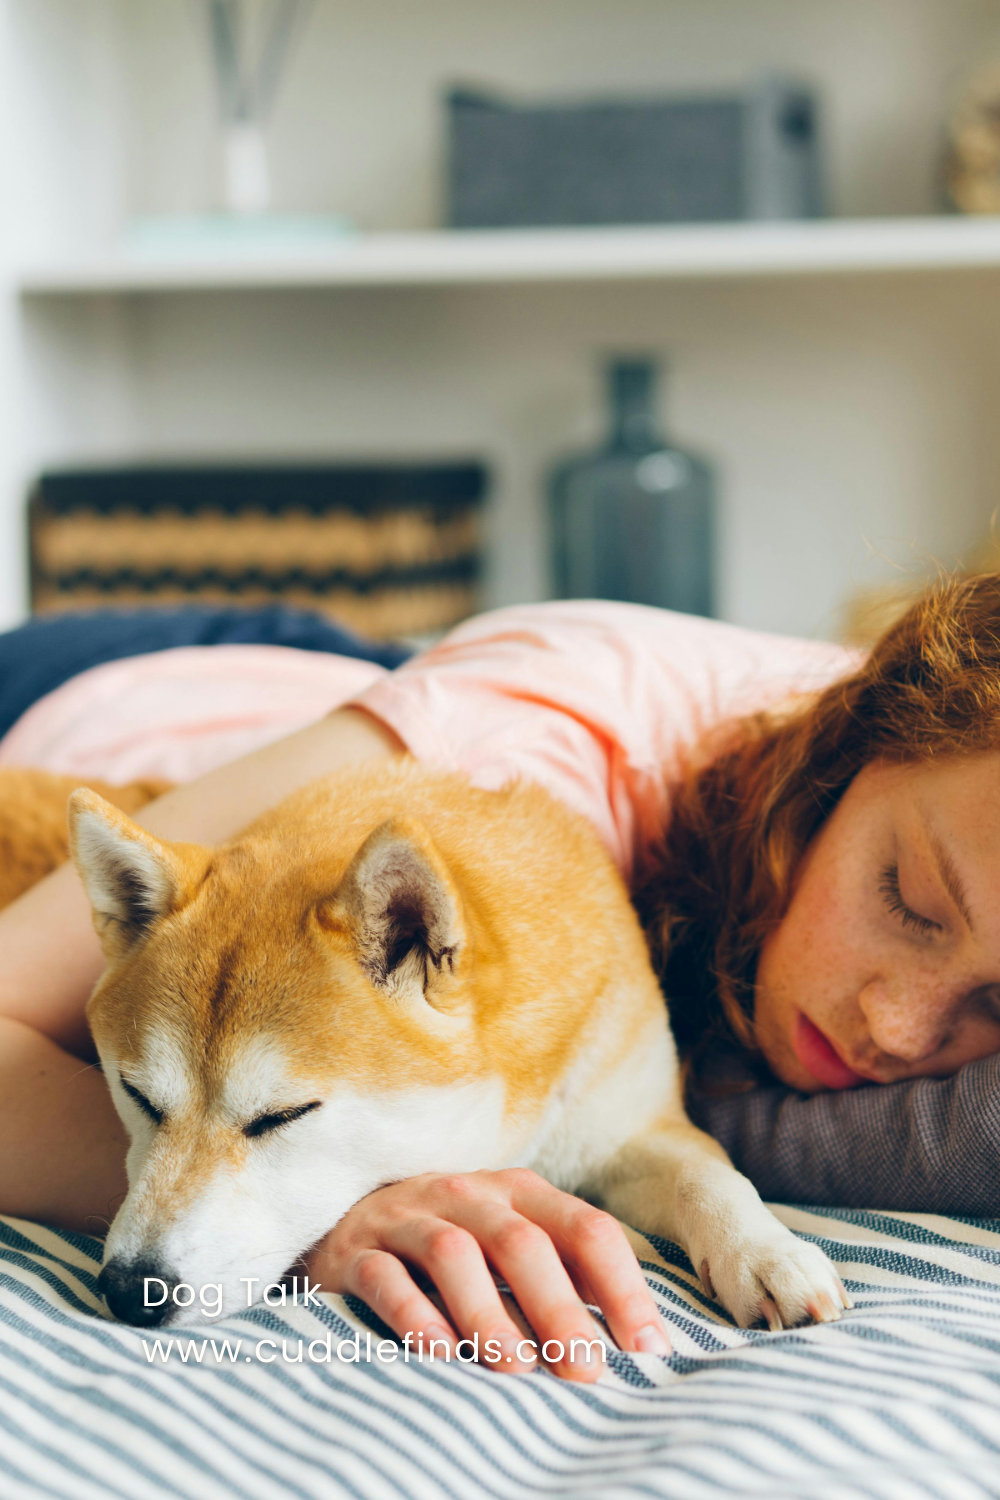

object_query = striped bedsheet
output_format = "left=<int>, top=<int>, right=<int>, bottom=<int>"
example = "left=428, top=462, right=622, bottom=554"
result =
left=2, top=1204, right=999, bottom=1500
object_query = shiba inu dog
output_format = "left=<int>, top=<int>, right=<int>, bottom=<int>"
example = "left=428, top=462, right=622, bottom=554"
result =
left=68, top=759, right=848, bottom=1334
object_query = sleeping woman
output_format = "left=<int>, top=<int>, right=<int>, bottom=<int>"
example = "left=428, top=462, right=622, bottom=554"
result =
left=1, top=574, right=999, bottom=1382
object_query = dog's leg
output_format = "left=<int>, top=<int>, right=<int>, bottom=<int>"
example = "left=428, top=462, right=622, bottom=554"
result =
left=587, top=1117, right=850, bottom=1330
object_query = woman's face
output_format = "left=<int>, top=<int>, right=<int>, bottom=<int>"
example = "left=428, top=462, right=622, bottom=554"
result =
left=755, top=752, right=1000, bottom=1092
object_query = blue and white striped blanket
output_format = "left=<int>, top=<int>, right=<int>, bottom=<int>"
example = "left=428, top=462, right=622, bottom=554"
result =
left=2, top=1204, right=999, bottom=1499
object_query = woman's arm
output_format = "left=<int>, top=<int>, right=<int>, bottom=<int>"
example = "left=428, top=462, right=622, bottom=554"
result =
left=0, top=1017, right=128, bottom=1231
left=688, top=1053, right=1000, bottom=1216
left=0, top=708, right=403, bottom=1056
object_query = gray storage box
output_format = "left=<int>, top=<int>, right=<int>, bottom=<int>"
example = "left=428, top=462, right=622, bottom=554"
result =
left=447, top=76, right=822, bottom=228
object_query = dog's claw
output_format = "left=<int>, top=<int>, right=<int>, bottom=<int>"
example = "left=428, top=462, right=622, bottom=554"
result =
left=805, top=1291, right=842, bottom=1324
left=760, top=1295, right=784, bottom=1332
left=835, top=1275, right=854, bottom=1311
left=699, top=1259, right=715, bottom=1298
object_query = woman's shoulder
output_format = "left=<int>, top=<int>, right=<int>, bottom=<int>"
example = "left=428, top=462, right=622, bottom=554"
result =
left=410, top=600, right=859, bottom=732
left=423, top=598, right=855, bottom=671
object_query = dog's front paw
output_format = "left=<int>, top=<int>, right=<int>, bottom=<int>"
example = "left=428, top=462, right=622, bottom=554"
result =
left=701, top=1228, right=851, bottom=1331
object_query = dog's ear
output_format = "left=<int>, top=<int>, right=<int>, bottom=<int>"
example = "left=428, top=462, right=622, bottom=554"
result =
left=334, top=818, right=464, bottom=1006
left=68, top=790, right=203, bottom=960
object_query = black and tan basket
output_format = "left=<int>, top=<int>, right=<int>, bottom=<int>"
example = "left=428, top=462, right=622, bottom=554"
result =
left=29, top=463, right=487, bottom=640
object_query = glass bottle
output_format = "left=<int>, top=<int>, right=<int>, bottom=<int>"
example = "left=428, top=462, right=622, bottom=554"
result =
left=548, top=358, right=716, bottom=617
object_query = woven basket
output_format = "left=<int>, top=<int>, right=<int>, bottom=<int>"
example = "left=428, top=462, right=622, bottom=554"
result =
left=30, top=463, right=487, bottom=640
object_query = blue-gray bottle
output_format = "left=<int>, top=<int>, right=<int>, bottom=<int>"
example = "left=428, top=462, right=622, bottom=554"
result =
left=548, top=359, right=715, bottom=616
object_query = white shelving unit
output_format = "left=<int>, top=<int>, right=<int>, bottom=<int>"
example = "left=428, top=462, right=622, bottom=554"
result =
left=4, top=0, right=1000, bottom=641
left=21, top=217, right=1000, bottom=295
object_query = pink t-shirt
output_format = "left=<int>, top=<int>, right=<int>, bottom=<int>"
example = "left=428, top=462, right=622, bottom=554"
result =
left=0, top=603, right=856, bottom=882
left=351, top=603, right=856, bottom=878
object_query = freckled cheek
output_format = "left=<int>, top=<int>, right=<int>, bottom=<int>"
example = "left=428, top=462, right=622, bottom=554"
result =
left=805, top=843, right=875, bottom=947
left=764, top=873, right=866, bottom=1017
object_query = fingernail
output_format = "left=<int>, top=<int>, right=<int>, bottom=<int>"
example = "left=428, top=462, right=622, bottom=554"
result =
left=633, top=1322, right=672, bottom=1355
left=564, top=1332, right=606, bottom=1368
left=501, top=1336, right=535, bottom=1369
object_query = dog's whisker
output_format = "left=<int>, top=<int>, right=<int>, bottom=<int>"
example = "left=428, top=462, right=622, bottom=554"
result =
left=68, top=1060, right=104, bottom=1082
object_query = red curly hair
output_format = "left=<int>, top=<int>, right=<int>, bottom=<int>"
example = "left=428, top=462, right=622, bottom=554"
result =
left=634, top=572, right=1000, bottom=1083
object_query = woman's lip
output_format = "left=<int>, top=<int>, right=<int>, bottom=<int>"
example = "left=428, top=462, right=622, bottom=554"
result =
left=792, top=1013, right=869, bottom=1090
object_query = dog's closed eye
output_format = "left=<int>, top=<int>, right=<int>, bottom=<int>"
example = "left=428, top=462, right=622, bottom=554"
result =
left=243, top=1101, right=322, bottom=1139
left=120, top=1077, right=164, bottom=1126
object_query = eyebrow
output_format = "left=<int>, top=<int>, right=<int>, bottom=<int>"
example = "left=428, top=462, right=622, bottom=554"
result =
left=927, top=828, right=974, bottom=932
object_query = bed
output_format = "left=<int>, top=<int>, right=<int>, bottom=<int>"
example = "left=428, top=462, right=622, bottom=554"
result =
left=2, top=1204, right=998, bottom=1499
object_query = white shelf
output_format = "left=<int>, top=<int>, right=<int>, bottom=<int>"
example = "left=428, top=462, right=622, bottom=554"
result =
left=17, top=216, right=1000, bottom=296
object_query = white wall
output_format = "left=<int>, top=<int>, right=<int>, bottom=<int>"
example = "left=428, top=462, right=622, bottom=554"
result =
left=26, top=266, right=990, bottom=640
left=0, top=0, right=131, bottom=623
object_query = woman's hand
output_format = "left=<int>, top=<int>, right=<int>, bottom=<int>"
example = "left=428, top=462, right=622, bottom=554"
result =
left=304, top=1168, right=672, bottom=1383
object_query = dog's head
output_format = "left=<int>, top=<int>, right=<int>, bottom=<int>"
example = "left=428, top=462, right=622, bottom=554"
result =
left=69, top=784, right=505, bottom=1326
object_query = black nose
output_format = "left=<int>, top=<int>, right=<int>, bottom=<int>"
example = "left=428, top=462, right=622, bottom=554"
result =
left=98, top=1257, right=179, bottom=1326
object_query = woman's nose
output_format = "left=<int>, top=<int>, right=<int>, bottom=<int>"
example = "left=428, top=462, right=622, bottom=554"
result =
left=857, top=979, right=953, bottom=1063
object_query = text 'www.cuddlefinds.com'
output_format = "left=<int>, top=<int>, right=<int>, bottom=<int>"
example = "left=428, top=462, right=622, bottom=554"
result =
left=142, top=1331, right=607, bottom=1366
left=138, top=1278, right=606, bottom=1367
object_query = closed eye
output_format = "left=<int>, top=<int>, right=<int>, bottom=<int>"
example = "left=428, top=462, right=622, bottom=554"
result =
left=879, top=862, right=941, bottom=938
left=120, top=1077, right=164, bottom=1126
left=243, top=1101, right=322, bottom=1139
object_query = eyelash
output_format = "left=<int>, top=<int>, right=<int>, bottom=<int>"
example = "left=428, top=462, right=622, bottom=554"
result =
left=118, top=1080, right=322, bottom=1137
left=879, top=863, right=941, bottom=937
left=121, top=1077, right=164, bottom=1126
left=243, top=1101, right=322, bottom=1139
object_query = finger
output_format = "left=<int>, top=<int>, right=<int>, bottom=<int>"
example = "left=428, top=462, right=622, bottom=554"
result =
left=505, top=1172, right=672, bottom=1358
left=565, top=1263, right=600, bottom=1311
left=505, top=1247, right=598, bottom=1322
left=316, top=1246, right=458, bottom=1361
left=442, top=1197, right=609, bottom=1383
left=377, top=1216, right=537, bottom=1374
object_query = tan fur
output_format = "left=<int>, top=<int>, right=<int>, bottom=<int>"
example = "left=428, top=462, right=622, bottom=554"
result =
left=80, top=762, right=658, bottom=1122
left=0, top=767, right=170, bottom=909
